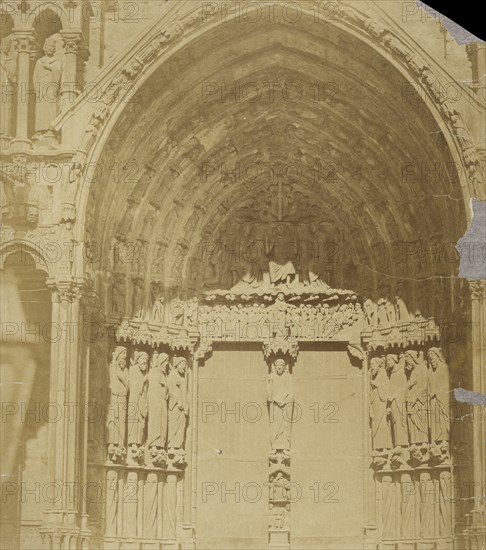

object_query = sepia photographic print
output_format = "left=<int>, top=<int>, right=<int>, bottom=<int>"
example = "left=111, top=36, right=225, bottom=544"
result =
left=1, top=1, right=485, bottom=549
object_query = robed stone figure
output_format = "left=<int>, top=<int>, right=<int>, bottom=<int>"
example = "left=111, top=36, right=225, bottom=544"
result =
left=0, top=36, right=16, bottom=137
left=127, top=351, right=149, bottom=449
left=370, top=355, right=391, bottom=451
left=106, top=346, right=128, bottom=449
left=427, top=348, right=450, bottom=444
left=404, top=350, right=429, bottom=445
left=167, top=357, right=189, bottom=450
left=267, top=358, right=293, bottom=451
left=147, top=351, right=169, bottom=450
left=33, top=37, right=63, bottom=133
left=385, top=353, right=408, bottom=448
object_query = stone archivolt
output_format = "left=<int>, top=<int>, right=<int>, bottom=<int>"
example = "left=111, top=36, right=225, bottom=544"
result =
left=74, top=3, right=479, bottom=307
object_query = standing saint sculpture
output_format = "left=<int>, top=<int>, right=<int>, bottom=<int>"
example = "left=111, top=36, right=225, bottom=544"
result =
left=0, top=36, right=16, bottom=138
left=427, top=348, right=450, bottom=445
left=147, top=352, right=169, bottom=463
left=167, top=356, right=189, bottom=451
left=369, top=355, right=391, bottom=452
left=106, top=346, right=128, bottom=461
left=404, top=350, right=429, bottom=447
left=385, top=353, right=408, bottom=449
left=33, top=37, right=63, bottom=134
left=267, top=357, right=294, bottom=452
left=127, top=351, right=149, bottom=461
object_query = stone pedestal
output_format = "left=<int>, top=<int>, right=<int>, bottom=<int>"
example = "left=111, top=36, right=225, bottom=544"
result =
left=268, top=528, right=290, bottom=550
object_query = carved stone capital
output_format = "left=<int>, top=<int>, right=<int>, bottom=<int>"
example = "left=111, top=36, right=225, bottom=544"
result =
left=10, top=32, right=36, bottom=53
left=48, top=279, right=86, bottom=304
left=60, top=32, right=83, bottom=54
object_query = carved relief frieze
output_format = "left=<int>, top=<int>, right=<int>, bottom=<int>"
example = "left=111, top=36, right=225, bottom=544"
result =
left=361, top=296, right=441, bottom=351
left=200, top=289, right=363, bottom=343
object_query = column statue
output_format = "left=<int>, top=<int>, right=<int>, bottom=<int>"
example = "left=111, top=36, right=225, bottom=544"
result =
left=385, top=353, right=408, bottom=454
left=369, top=355, right=392, bottom=453
left=267, top=357, right=294, bottom=453
left=0, top=36, right=16, bottom=138
left=404, top=350, right=429, bottom=448
left=167, top=356, right=189, bottom=452
left=33, top=37, right=63, bottom=134
left=147, top=352, right=169, bottom=466
left=127, top=351, right=149, bottom=462
left=106, top=346, right=128, bottom=462
left=427, top=347, right=450, bottom=445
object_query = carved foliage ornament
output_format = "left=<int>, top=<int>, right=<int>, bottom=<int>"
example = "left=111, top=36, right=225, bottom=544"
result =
left=263, top=336, right=299, bottom=362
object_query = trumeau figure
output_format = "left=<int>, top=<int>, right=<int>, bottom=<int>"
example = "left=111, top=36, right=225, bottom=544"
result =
left=106, top=347, right=128, bottom=461
left=369, top=356, right=391, bottom=451
left=167, top=357, right=189, bottom=450
left=147, top=352, right=169, bottom=462
left=385, top=353, right=408, bottom=448
left=33, top=37, right=63, bottom=134
left=267, top=358, right=294, bottom=451
left=0, top=36, right=16, bottom=138
left=404, top=350, right=429, bottom=446
left=427, top=348, right=450, bottom=444
left=127, top=351, right=149, bottom=460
